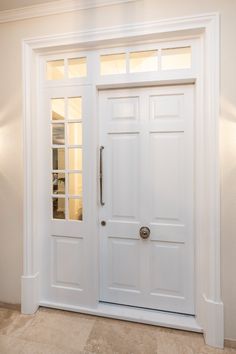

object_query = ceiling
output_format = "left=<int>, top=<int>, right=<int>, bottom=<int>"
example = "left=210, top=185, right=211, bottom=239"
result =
left=0, top=0, right=58, bottom=11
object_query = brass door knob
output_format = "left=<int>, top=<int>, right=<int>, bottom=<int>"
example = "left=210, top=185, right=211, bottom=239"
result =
left=139, top=226, right=150, bottom=239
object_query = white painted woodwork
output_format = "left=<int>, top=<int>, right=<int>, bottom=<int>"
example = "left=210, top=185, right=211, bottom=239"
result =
left=40, top=86, right=95, bottom=307
left=99, top=86, right=194, bottom=314
left=22, top=13, right=223, bottom=348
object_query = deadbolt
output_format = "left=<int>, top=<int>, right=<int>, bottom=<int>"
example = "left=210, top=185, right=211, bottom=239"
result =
left=139, top=226, right=150, bottom=239
left=101, top=220, right=106, bottom=226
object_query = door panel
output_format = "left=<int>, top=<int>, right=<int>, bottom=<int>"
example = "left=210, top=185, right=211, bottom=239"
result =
left=108, top=238, right=141, bottom=291
left=99, top=86, right=194, bottom=314
left=110, top=133, right=140, bottom=220
left=149, top=132, right=184, bottom=223
left=52, top=236, right=84, bottom=289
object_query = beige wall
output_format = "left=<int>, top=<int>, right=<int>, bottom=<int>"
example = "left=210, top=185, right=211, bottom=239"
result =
left=0, top=0, right=235, bottom=340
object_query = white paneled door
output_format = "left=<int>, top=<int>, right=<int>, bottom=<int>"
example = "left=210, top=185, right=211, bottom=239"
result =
left=99, top=86, right=195, bottom=314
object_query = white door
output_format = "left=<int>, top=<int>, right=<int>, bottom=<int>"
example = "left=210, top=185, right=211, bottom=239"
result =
left=99, top=85, right=195, bottom=314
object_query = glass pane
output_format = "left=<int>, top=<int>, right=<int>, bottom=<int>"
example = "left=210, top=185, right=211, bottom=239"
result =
left=69, top=198, right=83, bottom=221
left=68, top=148, right=82, bottom=170
left=68, top=123, right=82, bottom=146
left=47, top=60, right=64, bottom=80
left=100, top=53, right=126, bottom=75
left=161, top=47, right=191, bottom=70
left=52, top=123, right=65, bottom=145
left=69, top=173, right=82, bottom=195
left=52, top=173, right=65, bottom=194
left=51, top=98, right=65, bottom=120
left=68, top=57, right=87, bottom=78
left=53, top=197, right=65, bottom=219
left=53, top=148, right=65, bottom=170
left=129, top=50, right=158, bottom=73
left=68, top=97, right=82, bottom=120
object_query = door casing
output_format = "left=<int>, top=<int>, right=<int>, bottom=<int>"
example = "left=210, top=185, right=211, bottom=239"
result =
left=21, top=13, right=223, bottom=348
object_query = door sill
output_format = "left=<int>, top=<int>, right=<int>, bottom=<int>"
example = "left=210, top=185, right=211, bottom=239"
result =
left=39, top=300, right=202, bottom=333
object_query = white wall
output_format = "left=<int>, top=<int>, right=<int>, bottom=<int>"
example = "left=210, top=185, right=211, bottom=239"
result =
left=0, top=0, right=235, bottom=341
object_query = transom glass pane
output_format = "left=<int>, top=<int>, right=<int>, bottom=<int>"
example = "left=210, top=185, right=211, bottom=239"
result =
left=68, top=97, right=82, bottom=120
left=129, top=50, right=158, bottom=73
left=68, top=57, right=87, bottom=78
left=69, top=198, right=83, bottom=221
left=53, top=197, right=65, bottom=219
left=161, top=47, right=191, bottom=70
left=52, top=123, right=65, bottom=145
left=51, top=98, right=65, bottom=120
left=68, top=148, right=82, bottom=170
left=100, top=53, right=126, bottom=75
left=69, top=173, right=82, bottom=195
left=53, top=148, right=65, bottom=170
left=47, top=60, right=64, bottom=80
left=52, top=173, right=65, bottom=194
left=68, top=123, right=82, bottom=146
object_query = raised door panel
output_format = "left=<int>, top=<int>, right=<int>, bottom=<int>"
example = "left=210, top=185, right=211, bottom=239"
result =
left=150, top=94, right=183, bottom=119
left=108, top=239, right=141, bottom=292
left=149, top=132, right=185, bottom=225
left=52, top=237, right=84, bottom=290
left=109, top=96, right=139, bottom=121
left=109, top=133, right=140, bottom=221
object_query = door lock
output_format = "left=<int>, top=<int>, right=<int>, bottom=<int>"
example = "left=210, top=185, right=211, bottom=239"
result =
left=101, top=220, right=106, bottom=226
left=139, top=226, right=150, bottom=239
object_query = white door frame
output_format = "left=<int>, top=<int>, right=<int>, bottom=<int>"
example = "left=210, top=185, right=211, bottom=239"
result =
left=21, top=13, right=223, bottom=348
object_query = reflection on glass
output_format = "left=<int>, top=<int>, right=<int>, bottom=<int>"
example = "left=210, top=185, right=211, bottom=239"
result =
left=52, top=124, right=65, bottom=145
left=53, top=197, right=65, bottom=219
left=52, top=173, right=65, bottom=194
left=68, top=123, right=82, bottom=145
left=69, top=198, right=83, bottom=221
left=53, top=148, right=65, bottom=170
left=129, top=50, right=158, bottom=73
left=69, top=173, right=82, bottom=195
left=68, top=57, right=87, bottom=78
left=51, top=98, right=65, bottom=120
left=47, top=60, right=64, bottom=80
left=68, top=148, right=82, bottom=170
left=68, top=97, right=82, bottom=120
left=161, top=47, right=191, bottom=70
left=100, top=53, right=126, bottom=75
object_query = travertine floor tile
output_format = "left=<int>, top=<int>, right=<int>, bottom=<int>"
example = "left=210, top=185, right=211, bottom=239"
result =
left=85, top=317, right=163, bottom=354
left=0, top=334, right=68, bottom=354
left=16, top=307, right=95, bottom=353
left=0, top=308, right=35, bottom=336
left=0, top=306, right=235, bottom=354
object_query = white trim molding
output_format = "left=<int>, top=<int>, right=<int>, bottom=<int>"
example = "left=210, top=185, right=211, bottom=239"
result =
left=0, top=0, right=138, bottom=24
left=22, top=13, right=223, bottom=348
left=21, top=273, right=39, bottom=314
left=203, top=295, right=224, bottom=348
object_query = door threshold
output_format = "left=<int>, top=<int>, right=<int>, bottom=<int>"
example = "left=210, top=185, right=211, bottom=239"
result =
left=39, top=300, right=202, bottom=333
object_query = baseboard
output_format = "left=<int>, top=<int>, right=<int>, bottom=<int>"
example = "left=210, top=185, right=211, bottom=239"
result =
left=225, top=339, right=236, bottom=349
left=21, top=273, right=39, bottom=314
left=203, top=295, right=224, bottom=348
left=0, top=302, right=21, bottom=311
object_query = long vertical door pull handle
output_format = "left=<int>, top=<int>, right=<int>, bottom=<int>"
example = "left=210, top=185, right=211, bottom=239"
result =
left=100, top=146, right=105, bottom=206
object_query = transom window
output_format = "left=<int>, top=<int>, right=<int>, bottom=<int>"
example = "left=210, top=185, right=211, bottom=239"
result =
left=47, top=57, right=87, bottom=80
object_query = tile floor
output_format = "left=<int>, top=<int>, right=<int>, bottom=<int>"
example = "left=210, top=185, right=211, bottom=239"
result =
left=0, top=306, right=235, bottom=354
